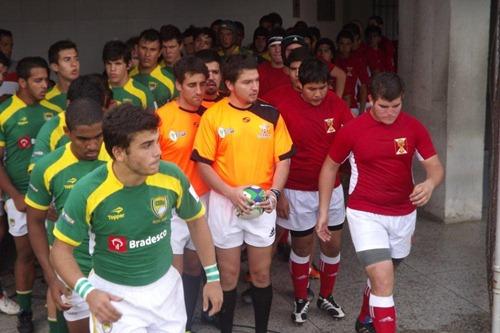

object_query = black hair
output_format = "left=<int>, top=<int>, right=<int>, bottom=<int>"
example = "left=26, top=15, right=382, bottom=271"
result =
left=0, top=52, right=10, bottom=68
left=194, top=27, right=216, bottom=43
left=370, top=72, right=404, bottom=101
left=102, top=40, right=131, bottom=64
left=103, top=104, right=159, bottom=159
left=173, top=56, right=209, bottom=84
left=183, top=25, right=197, bottom=39
left=307, top=26, right=321, bottom=42
left=315, top=38, right=335, bottom=55
left=16, top=57, right=49, bottom=80
left=298, top=58, right=329, bottom=85
left=222, top=54, right=257, bottom=84
left=342, top=23, right=361, bottom=39
left=267, top=12, right=283, bottom=27
left=336, top=30, right=354, bottom=43
left=195, top=49, right=222, bottom=65
left=365, top=26, right=382, bottom=40
left=369, top=15, right=384, bottom=26
left=139, top=29, right=161, bottom=43
left=293, top=21, right=308, bottom=30
left=159, top=25, right=182, bottom=44
left=67, top=74, right=111, bottom=107
left=253, top=27, right=269, bottom=40
left=234, top=21, right=244, bottom=36
left=259, top=14, right=272, bottom=28
left=0, top=29, right=12, bottom=39
left=65, top=97, right=103, bottom=131
left=285, top=46, right=312, bottom=67
left=48, top=40, right=77, bottom=64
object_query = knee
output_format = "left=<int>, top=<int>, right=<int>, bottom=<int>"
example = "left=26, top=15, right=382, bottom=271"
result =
left=220, top=265, right=239, bottom=289
left=370, top=275, right=393, bottom=296
left=249, top=269, right=270, bottom=287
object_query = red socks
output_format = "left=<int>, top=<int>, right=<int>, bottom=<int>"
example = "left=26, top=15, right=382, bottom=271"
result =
left=289, top=250, right=309, bottom=300
left=319, top=253, right=340, bottom=298
left=370, top=294, right=396, bottom=333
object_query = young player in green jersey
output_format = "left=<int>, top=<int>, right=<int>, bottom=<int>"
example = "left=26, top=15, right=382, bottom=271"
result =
left=102, top=40, right=156, bottom=110
left=0, top=56, right=61, bottom=333
left=51, top=104, right=222, bottom=332
left=26, top=98, right=108, bottom=333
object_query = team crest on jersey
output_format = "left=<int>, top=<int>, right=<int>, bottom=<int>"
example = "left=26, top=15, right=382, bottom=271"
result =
left=64, top=177, right=78, bottom=189
left=17, top=136, right=32, bottom=149
left=107, top=235, right=127, bottom=253
left=43, top=112, right=54, bottom=121
left=148, top=81, right=157, bottom=91
left=168, top=130, right=187, bottom=142
left=394, top=137, right=408, bottom=155
left=217, top=127, right=234, bottom=138
left=151, top=196, right=168, bottom=220
left=17, top=116, right=28, bottom=126
left=257, top=124, right=271, bottom=139
left=324, top=118, right=335, bottom=133
left=101, top=322, right=113, bottom=333
left=107, top=207, right=125, bottom=221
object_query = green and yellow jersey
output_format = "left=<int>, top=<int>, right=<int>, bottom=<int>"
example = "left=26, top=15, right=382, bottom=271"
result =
left=43, top=85, right=66, bottom=113
left=54, top=161, right=205, bottom=286
left=111, top=78, right=156, bottom=109
left=25, top=143, right=109, bottom=273
left=30, top=113, right=68, bottom=170
left=130, top=65, right=176, bottom=107
left=0, top=95, right=60, bottom=194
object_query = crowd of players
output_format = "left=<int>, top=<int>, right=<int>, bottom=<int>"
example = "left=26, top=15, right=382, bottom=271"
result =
left=0, top=11, right=443, bottom=333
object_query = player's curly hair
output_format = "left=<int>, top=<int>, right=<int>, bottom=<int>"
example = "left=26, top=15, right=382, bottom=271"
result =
left=102, top=104, right=159, bottom=159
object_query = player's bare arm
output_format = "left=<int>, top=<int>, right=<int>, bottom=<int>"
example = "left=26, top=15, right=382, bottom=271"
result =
left=0, top=147, right=26, bottom=211
left=51, top=239, right=123, bottom=323
left=261, top=158, right=290, bottom=213
left=330, top=66, right=346, bottom=98
left=410, top=155, right=444, bottom=206
left=186, top=215, right=223, bottom=315
left=316, top=156, right=341, bottom=242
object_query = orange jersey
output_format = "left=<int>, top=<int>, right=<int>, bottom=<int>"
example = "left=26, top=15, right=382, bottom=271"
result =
left=157, top=101, right=209, bottom=196
left=192, top=98, right=294, bottom=189
left=201, top=94, right=224, bottom=109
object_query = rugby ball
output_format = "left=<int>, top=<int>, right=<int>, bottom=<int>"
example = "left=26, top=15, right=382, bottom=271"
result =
left=236, top=185, right=266, bottom=220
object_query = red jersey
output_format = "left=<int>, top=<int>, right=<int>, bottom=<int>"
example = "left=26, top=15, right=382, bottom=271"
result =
left=334, top=55, right=369, bottom=107
left=261, top=83, right=297, bottom=108
left=328, top=111, right=437, bottom=215
left=276, top=90, right=354, bottom=191
left=257, top=61, right=289, bottom=97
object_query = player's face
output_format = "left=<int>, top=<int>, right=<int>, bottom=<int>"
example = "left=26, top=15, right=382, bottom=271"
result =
left=194, top=34, right=213, bottom=52
left=21, top=67, right=49, bottom=101
left=0, top=35, right=13, bottom=58
left=227, top=69, right=259, bottom=106
left=183, top=35, right=195, bottom=55
left=162, top=39, right=182, bottom=65
left=205, top=61, right=221, bottom=96
left=105, top=58, right=129, bottom=87
left=53, top=48, right=80, bottom=82
left=138, top=39, right=161, bottom=70
left=316, top=44, right=333, bottom=63
left=338, top=38, right=353, bottom=57
left=177, top=73, right=206, bottom=109
left=123, top=129, right=161, bottom=176
left=370, top=96, right=402, bottom=125
left=288, top=61, right=302, bottom=90
left=301, top=81, right=328, bottom=106
left=268, top=43, right=282, bottom=64
left=67, top=122, right=103, bottom=160
left=220, top=29, right=234, bottom=49
left=254, top=36, right=267, bottom=53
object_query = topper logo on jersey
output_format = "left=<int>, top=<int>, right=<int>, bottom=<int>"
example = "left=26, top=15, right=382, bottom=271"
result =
left=217, top=127, right=234, bottom=138
left=324, top=118, right=335, bottom=133
left=257, top=124, right=271, bottom=139
left=107, top=207, right=125, bottom=221
left=17, top=136, right=32, bottom=149
left=151, top=195, right=168, bottom=220
left=168, top=130, right=187, bottom=142
left=242, top=117, right=251, bottom=123
left=107, top=236, right=127, bottom=253
left=394, top=138, right=408, bottom=155
left=64, top=177, right=78, bottom=189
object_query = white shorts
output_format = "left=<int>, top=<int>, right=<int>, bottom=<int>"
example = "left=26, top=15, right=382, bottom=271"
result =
left=277, top=186, right=345, bottom=232
left=346, top=208, right=417, bottom=259
left=62, top=289, right=89, bottom=322
left=171, top=193, right=209, bottom=255
left=89, top=267, right=186, bottom=333
left=208, top=190, right=276, bottom=249
left=5, top=198, right=27, bottom=237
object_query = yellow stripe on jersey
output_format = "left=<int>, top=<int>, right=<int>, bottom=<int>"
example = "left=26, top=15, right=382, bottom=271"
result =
left=86, top=162, right=123, bottom=224
left=129, top=66, right=139, bottom=77
left=54, top=228, right=81, bottom=246
left=45, top=85, right=61, bottom=100
left=97, top=146, right=111, bottom=161
left=124, top=79, right=147, bottom=108
left=43, top=143, right=79, bottom=191
left=49, top=113, right=66, bottom=151
left=0, top=95, right=27, bottom=128
left=40, top=100, right=63, bottom=113
left=145, top=173, right=184, bottom=208
left=25, top=196, right=50, bottom=210
left=184, top=204, right=206, bottom=222
left=150, top=66, right=175, bottom=95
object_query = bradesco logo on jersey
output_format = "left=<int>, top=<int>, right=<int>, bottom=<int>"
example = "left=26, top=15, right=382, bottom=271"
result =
left=107, top=229, right=168, bottom=253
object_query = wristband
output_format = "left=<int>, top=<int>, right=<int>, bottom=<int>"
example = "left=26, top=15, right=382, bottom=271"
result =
left=74, top=277, right=95, bottom=301
left=269, top=188, right=281, bottom=200
left=204, top=264, right=220, bottom=283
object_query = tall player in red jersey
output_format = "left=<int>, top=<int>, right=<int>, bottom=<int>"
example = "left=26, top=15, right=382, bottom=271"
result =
left=316, top=73, right=444, bottom=333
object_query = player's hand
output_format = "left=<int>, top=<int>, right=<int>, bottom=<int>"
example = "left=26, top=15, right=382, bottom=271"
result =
left=228, top=186, right=252, bottom=214
left=13, top=193, right=27, bottom=212
left=203, top=281, right=223, bottom=316
left=276, top=192, right=290, bottom=219
left=258, top=190, right=277, bottom=213
left=48, top=278, right=72, bottom=311
left=47, top=203, right=59, bottom=222
left=410, top=179, right=435, bottom=207
left=316, top=214, right=331, bottom=242
left=86, top=289, right=123, bottom=324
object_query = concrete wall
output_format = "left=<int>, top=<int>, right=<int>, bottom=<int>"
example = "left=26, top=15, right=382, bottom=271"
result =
left=399, top=0, right=490, bottom=223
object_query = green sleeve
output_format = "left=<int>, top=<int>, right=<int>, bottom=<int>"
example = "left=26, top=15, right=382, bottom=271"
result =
left=30, top=117, right=56, bottom=168
left=53, top=184, right=89, bottom=247
left=174, top=166, right=204, bottom=221
left=25, top=160, right=51, bottom=210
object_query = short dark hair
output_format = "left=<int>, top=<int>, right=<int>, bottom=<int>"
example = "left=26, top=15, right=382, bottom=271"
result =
left=194, top=27, right=216, bottom=43
left=336, top=30, right=354, bottom=43
left=222, top=54, right=257, bottom=84
left=370, top=72, right=404, bottom=101
left=298, top=58, right=329, bottom=85
left=342, top=23, right=361, bottom=39
left=67, top=74, right=111, bottom=107
left=173, top=56, right=208, bottom=84
left=103, top=104, right=159, bottom=158
left=160, top=25, right=182, bottom=43
left=65, top=98, right=103, bottom=131
left=48, top=40, right=77, bottom=64
left=139, top=29, right=161, bottom=44
left=102, top=40, right=131, bottom=64
left=195, top=49, right=221, bottom=65
left=16, top=57, right=49, bottom=80
left=285, top=46, right=312, bottom=67
left=0, top=29, right=12, bottom=39
left=0, top=52, right=10, bottom=68
left=267, top=12, right=283, bottom=27
left=253, top=27, right=269, bottom=41
left=183, top=25, right=197, bottom=39
left=315, top=38, right=335, bottom=54
left=365, top=26, right=382, bottom=40
left=307, top=26, right=321, bottom=42
left=369, top=15, right=384, bottom=26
